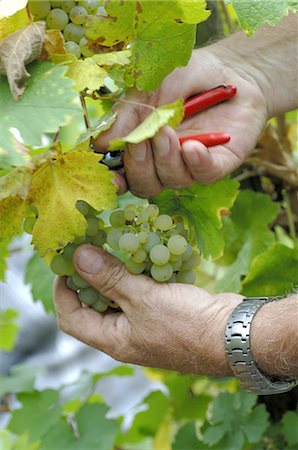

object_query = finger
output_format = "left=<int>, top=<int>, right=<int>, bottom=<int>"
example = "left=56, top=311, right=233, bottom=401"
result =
left=152, top=126, right=194, bottom=189
left=72, top=244, right=155, bottom=309
left=124, top=141, right=163, bottom=198
left=181, top=139, right=242, bottom=184
left=54, top=276, right=130, bottom=356
left=93, top=89, right=151, bottom=152
left=112, top=171, right=128, bottom=195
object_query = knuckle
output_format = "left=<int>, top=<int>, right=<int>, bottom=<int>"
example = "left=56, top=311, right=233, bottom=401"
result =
left=101, top=262, right=127, bottom=298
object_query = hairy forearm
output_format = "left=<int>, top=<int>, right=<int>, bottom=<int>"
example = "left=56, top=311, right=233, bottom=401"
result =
left=211, top=13, right=298, bottom=118
left=251, top=294, right=298, bottom=378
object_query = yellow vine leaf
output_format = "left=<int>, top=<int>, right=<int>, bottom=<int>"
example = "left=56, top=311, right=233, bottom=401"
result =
left=29, top=150, right=117, bottom=257
left=66, top=58, right=107, bottom=92
left=0, top=196, right=27, bottom=240
left=40, top=29, right=66, bottom=61
left=0, top=167, right=32, bottom=201
left=0, top=8, right=31, bottom=41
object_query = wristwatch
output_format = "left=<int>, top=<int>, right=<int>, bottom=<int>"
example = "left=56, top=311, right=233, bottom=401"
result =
left=225, top=297, right=298, bottom=395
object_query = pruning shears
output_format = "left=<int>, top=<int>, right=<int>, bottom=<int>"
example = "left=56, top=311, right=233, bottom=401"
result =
left=102, top=83, right=237, bottom=170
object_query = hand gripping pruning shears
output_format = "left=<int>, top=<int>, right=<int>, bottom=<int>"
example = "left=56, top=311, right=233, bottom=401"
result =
left=102, top=84, right=237, bottom=170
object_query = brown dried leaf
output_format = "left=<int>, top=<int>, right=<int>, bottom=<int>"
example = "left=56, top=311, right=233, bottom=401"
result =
left=246, top=124, right=298, bottom=187
left=0, top=21, right=46, bottom=100
left=40, top=29, right=66, bottom=61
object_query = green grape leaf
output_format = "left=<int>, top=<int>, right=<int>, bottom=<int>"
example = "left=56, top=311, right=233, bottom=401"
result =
left=0, top=364, right=44, bottom=396
left=29, top=150, right=117, bottom=257
left=66, top=58, right=108, bottom=92
left=109, top=99, right=185, bottom=150
left=0, top=61, right=82, bottom=161
left=216, top=190, right=279, bottom=293
left=203, top=392, right=269, bottom=450
left=0, top=238, right=10, bottom=281
left=165, top=373, right=211, bottom=420
left=0, top=8, right=31, bottom=40
left=0, top=22, right=46, bottom=100
left=92, top=50, right=131, bottom=66
left=0, top=0, right=28, bottom=19
left=40, top=404, right=119, bottom=450
left=8, top=390, right=62, bottom=442
left=282, top=411, right=298, bottom=447
left=0, top=430, right=40, bottom=450
left=0, top=195, right=27, bottom=240
left=173, top=422, right=205, bottom=450
left=154, top=178, right=239, bottom=259
left=243, top=404, right=270, bottom=443
left=241, top=243, right=298, bottom=296
left=227, top=0, right=295, bottom=35
left=85, top=0, right=210, bottom=91
left=0, top=309, right=19, bottom=351
left=118, top=391, right=170, bottom=444
left=25, top=253, right=56, bottom=313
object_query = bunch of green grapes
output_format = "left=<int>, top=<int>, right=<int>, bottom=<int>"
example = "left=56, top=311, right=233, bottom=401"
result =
left=23, top=201, right=199, bottom=312
left=28, top=0, right=104, bottom=59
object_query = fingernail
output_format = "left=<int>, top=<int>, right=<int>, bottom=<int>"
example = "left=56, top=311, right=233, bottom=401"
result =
left=155, top=131, right=170, bottom=157
left=76, top=247, right=103, bottom=274
left=129, top=142, right=147, bottom=161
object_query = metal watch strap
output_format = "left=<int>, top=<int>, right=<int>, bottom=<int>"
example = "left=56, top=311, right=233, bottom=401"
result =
left=225, top=297, right=297, bottom=395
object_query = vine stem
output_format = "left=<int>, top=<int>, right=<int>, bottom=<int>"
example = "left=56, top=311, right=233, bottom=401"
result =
left=283, top=189, right=297, bottom=243
left=80, top=94, right=91, bottom=131
left=219, top=0, right=235, bottom=34
left=26, top=4, right=33, bottom=21
left=118, top=97, right=156, bottom=113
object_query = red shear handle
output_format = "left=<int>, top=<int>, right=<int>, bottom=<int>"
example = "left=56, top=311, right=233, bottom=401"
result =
left=184, top=85, right=237, bottom=119
left=179, top=132, right=230, bottom=147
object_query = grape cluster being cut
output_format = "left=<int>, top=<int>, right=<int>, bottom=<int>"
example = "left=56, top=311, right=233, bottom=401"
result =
left=23, top=201, right=199, bottom=312
left=28, top=0, right=104, bottom=58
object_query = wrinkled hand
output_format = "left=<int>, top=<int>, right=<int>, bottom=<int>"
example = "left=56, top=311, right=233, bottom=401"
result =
left=54, top=244, right=242, bottom=375
left=95, top=49, right=268, bottom=197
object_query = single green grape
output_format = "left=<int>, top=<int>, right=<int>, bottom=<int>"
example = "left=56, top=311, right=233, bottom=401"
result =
left=51, top=254, right=73, bottom=276
left=93, top=299, right=109, bottom=312
left=124, top=204, right=137, bottom=221
left=132, top=248, right=147, bottom=263
left=181, top=243, right=193, bottom=261
left=23, top=217, right=36, bottom=234
left=170, top=258, right=182, bottom=272
left=150, top=244, right=170, bottom=265
left=61, top=1, right=76, bottom=13
left=63, top=243, right=76, bottom=261
left=79, top=37, right=94, bottom=57
left=146, top=204, right=159, bottom=220
left=151, top=263, right=173, bottom=282
left=71, top=272, right=89, bottom=289
left=180, top=256, right=195, bottom=272
left=125, top=258, right=146, bottom=275
left=154, top=214, right=173, bottom=231
left=69, top=5, right=88, bottom=24
left=110, top=209, right=126, bottom=228
left=167, top=235, right=188, bottom=256
left=106, top=228, right=122, bottom=249
left=64, top=41, right=81, bottom=58
left=176, top=271, right=196, bottom=284
left=119, top=233, right=139, bottom=254
left=66, top=276, right=78, bottom=292
left=29, top=0, right=51, bottom=19
left=63, top=23, right=84, bottom=43
left=79, top=0, right=100, bottom=14
left=46, top=8, right=69, bottom=30
left=142, top=232, right=161, bottom=253
left=78, top=287, right=98, bottom=305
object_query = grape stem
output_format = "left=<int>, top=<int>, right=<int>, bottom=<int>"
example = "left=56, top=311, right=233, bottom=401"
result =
left=117, top=98, right=156, bottom=113
left=25, top=4, right=33, bottom=22
left=219, top=0, right=236, bottom=34
left=80, top=94, right=91, bottom=131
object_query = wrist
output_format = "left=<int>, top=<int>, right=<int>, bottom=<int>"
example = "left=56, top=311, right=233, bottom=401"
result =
left=251, top=295, right=298, bottom=378
left=210, top=13, right=298, bottom=117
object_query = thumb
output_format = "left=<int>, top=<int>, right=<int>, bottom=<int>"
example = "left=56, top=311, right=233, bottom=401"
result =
left=73, top=244, right=151, bottom=308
